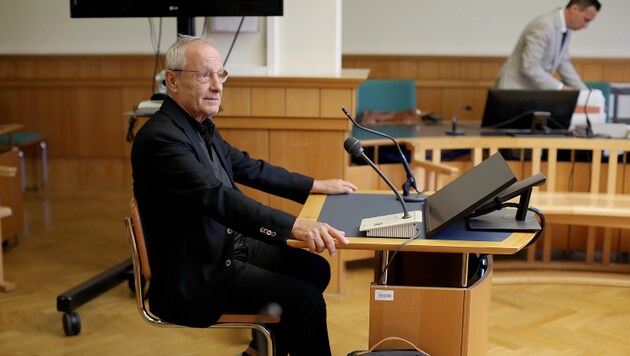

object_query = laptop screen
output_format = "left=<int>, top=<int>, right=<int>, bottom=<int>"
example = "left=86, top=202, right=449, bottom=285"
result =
left=424, top=152, right=517, bottom=237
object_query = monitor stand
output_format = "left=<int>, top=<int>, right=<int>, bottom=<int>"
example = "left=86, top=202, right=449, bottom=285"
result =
left=467, top=209, right=541, bottom=231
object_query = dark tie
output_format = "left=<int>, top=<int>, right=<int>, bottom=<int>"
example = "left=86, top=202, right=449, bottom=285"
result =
left=561, top=31, right=568, bottom=48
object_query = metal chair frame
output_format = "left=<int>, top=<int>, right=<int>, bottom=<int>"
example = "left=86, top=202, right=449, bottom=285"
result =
left=124, top=198, right=278, bottom=355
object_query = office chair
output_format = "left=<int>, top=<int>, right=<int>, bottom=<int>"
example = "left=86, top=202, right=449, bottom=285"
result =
left=125, top=198, right=279, bottom=356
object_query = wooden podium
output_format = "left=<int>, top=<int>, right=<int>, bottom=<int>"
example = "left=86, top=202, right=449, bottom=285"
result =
left=289, top=191, right=538, bottom=356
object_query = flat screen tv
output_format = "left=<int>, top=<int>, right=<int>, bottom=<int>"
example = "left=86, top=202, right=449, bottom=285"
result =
left=70, top=0, right=283, bottom=18
left=70, top=0, right=283, bottom=35
left=481, top=89, right=579, bottom=133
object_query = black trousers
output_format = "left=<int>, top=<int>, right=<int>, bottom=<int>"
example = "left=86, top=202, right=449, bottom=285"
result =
left=226, top=237, right=332, bottom=356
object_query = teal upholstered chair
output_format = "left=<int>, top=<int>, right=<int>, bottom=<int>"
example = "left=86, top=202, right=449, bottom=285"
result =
left=354, top=80, right=418, bottom=141
left=356, top=79, right=417, bottom=121
left=585, top=81, right=612, bottom=122
left=353, top=79, right=419, bottom=164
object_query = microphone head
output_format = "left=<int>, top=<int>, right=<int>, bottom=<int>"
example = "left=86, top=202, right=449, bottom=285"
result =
left=464, top=105, right=472, bottom=111
left=343, top=137, right=364, bottom=157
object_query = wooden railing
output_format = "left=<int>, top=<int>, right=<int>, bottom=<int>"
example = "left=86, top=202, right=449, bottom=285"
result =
left=397, top=135, right=630, bottom=273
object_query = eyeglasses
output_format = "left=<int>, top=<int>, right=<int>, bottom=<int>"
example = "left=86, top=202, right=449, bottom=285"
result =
left=171, top=68, right=229, bottom=84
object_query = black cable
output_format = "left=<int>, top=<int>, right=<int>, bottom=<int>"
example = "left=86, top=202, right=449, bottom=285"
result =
left=223, top=16, right=245, bottom=67
left=126, top=116, right=137, bottom=143
left=482, top=110, right=537, bottom=129
left=377, top=228, right=421, bottom=285
left=572, top=88, right=594, bottom=138
left=585, top=87, right=593, bottom=137
left=148, top=18, right=163, bottom=96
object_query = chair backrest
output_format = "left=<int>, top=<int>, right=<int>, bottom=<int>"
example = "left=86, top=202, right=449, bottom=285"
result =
left=125, top=198, right=169, bottom=326
left=586, top=81, right=612, bottom=121
left=356, top=79, right=417, bottom=120
left=129, top=198, right=151, bottom=280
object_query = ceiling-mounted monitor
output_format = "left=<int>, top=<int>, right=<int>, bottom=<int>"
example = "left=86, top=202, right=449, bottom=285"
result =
left=70, top=0, right=283, bottom=35
left=69, top=0, right=283, bottom=18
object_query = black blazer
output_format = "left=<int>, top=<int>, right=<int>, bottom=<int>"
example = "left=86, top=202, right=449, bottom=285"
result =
left=131, top=98, right=314, bottom=327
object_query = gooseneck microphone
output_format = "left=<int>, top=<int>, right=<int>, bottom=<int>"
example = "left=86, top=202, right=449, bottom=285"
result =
left=446, top=105, right=472, bottom=136
left=344, top=137, right=410, bottom=219
left=342, top=107, right=426, bottom=202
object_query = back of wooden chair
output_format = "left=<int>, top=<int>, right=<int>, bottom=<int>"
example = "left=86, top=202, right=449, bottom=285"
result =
left=124, top=198, right=280, bottom=355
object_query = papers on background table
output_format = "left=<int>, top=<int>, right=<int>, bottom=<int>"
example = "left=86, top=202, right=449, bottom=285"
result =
left=570, top=89, right=605, bottom=130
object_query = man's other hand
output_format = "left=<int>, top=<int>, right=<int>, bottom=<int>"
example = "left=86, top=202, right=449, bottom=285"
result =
left=311, top=179, right=357, bottom=195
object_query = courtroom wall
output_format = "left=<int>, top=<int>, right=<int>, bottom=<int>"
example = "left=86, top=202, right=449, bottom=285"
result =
left=1, top=0, right=629, bottom=58
left=343, top=0, right=629, bottom=58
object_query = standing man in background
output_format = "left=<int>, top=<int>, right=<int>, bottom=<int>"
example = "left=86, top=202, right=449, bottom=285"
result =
left=495, top=0, right=601, bottom=90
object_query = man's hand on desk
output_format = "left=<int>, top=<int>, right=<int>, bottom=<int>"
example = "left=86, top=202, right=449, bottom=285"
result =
left=311, top=179, right=357, bottom=195
left=290, top=219, right=349, bottom=256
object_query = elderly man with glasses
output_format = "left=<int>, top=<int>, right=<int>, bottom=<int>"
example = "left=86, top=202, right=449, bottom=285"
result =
left=131, top=35, right=356, bottom=356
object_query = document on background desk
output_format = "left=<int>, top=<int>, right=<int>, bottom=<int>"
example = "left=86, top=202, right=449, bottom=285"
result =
left=134, top=100, right=163, bottom=116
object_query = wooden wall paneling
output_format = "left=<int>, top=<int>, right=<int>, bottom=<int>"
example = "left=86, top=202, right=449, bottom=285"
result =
left=459, top=61, right=484, bottom=81
left=0, top=88, right=20, bottom=126
left=74, top=88, right=125, bottom=158
left=220, top=87, right=252, bottom=116
left=251, top=87, right=285, bottom=117
left=579, top=62, right=605, bottom=81
left=26, top=88, right=76, bottom=157
left=343, top=55, right=630, bottom=120
left=439, top=61, right=463, bottom=80
left=0, top=55, right=367, bottom=191
left=373, top=59, right=397, bottom=79
left=480, top=60, right=504, bottom=81
left=321, top=89, right=353, bottom=118
left=269, top=130, right=346, bottom=178
left=347, top=165, right=381, bottom=190
left=286, top=88, right=319, bottom=117
left=442, top=88, right=475, bottom=120
left=416, top=87, right=443, bottom=116
left=219, top=128, right=271, bottom=206
left=397, top=59, right=419, bottom=78
left=268, top=130, right=346, bottom=215
left=417, top=60, right=441, bottom=80
left=601, top=63, right=625, bottom=81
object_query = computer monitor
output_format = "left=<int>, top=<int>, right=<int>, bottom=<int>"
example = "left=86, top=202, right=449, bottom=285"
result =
left=481, top=89, right=579, bottom=132
left=70, top=0, right=283, bottom=36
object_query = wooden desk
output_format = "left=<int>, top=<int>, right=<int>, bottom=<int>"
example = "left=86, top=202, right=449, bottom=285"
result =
left=347, top=124, right=630, bottom=273
left=0, top=123, right=24, bottom=140
left=0, top=124, right=25, bottom=292
left=0, top=124, right=24, bottom=243
left=289, top=191, right=537, bottom=355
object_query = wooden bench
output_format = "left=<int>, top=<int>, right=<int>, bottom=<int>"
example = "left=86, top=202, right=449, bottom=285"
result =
left=397, top=135, right=630, bottom=274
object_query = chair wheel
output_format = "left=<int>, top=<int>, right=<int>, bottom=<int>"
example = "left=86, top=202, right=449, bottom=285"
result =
left=62, top=311, right=81, bottom=336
